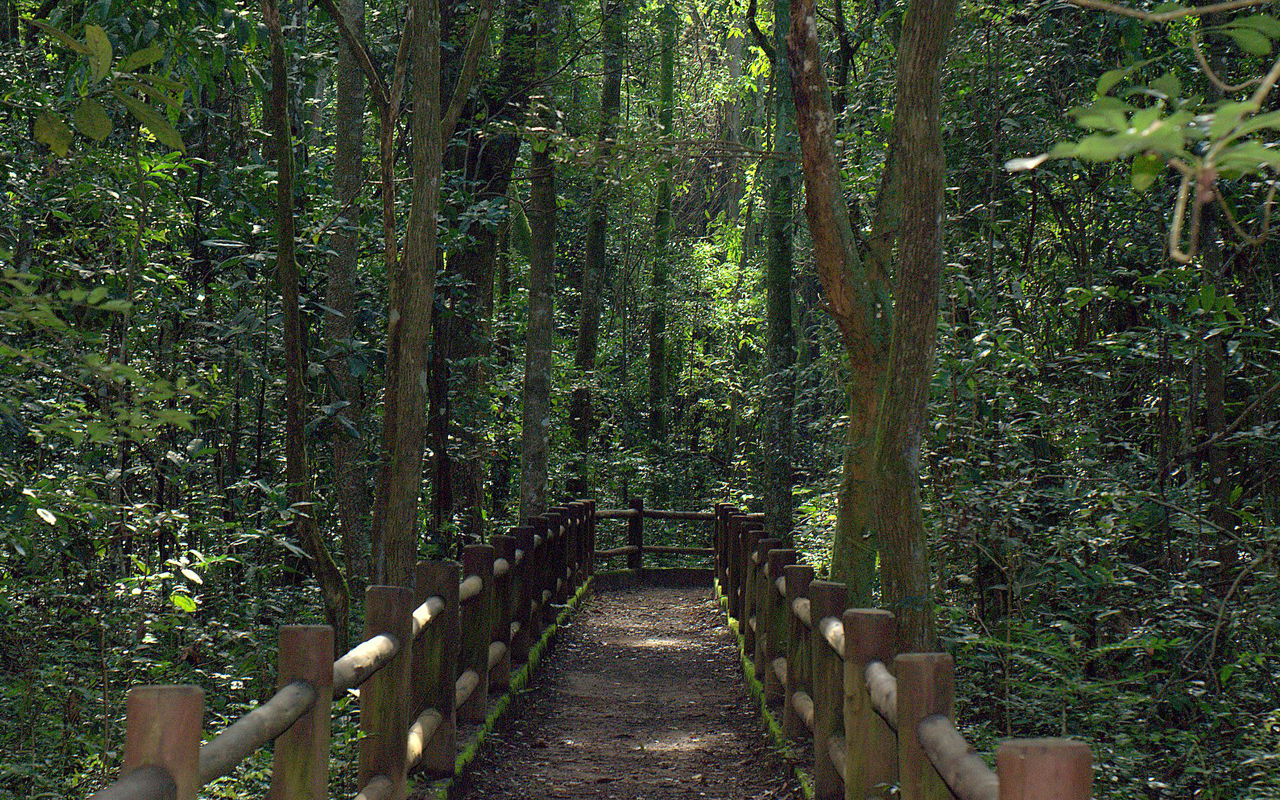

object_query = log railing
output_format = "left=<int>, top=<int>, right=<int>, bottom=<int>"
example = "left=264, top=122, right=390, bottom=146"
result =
left=593, top=497, right=748, bottom=568
left=714, top=504, right=1095, bottom=800
left=88, top=500, right=596, bottom=800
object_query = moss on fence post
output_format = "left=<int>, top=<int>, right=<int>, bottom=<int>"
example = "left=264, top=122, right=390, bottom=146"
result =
left=268, top=626, right=333, bottom=800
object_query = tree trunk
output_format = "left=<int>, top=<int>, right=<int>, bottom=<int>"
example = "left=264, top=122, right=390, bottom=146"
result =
left=570, top=0, right=626, bottom=497
left=518, top=0, right=559, bottom=520
left=786, top=0, right=891, bottom=604
left=869, top=0, right=958, bottom=654
left=264, top=0, right=350, bottom=651
left=787, top=0, right=958, bottom=636
left=371, top=0, right=442, bottom=586
left=762, top=0, right=797, bottom=544
left=327, top=0, right=370, bottom=590
left=648, top=0, right=676, bottom=451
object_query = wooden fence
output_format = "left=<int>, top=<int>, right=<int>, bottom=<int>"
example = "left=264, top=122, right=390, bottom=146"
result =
left=88, top=500, right=595, bottom=800
left=714, top=504, right=1095, bottom=800
left=593, top=498, right=759, bottom=568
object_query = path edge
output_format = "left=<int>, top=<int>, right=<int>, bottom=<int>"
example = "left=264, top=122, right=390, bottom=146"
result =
left=715, top=579, right=816, bottom=800
left=415, top=576, right=595, bottom=800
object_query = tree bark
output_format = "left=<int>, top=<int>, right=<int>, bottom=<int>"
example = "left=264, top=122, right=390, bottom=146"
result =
left=869, top=0, right=958, bottom=653
left=264, top=0, right=350, bottom=651
left=786, top=0, right=891, bottom=604
left=648, top=0, right=676, bottom=450
left=762, top=0, right=797, bottom=544
left=519, top=0, right=559, bottom=520
left=570, top=0, right=626, bottom=497
left=371, top=0, right=442, bottom=585
left=327, top=0, right=370, bottom=590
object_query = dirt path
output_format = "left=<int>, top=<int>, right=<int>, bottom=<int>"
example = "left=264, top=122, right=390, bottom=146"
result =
left=451, top=586, right=802, bottom=800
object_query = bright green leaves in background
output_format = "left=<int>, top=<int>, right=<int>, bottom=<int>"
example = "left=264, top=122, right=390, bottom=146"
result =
left=1008, top=14, right=1280, bottom=189
left=29, top=20, right=185, bottom=156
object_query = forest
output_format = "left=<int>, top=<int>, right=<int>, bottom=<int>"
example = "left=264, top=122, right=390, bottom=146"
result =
left=1, top=0, right=1278, bottom=796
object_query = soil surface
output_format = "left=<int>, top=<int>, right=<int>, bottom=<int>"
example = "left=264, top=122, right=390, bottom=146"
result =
left=451, top=586, right=802, bottom=800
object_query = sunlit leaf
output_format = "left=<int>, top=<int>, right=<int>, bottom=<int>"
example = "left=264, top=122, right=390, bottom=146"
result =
left=84, top=25, right=112, bottom=82
left=170, top=592, right=197, bottom=613
left=36, top=508, right=56, bottom=525
left=28, top=19, right=89, bottom=54
left=118, top=43, right=165, bottom=72
left=34, top=111, right=74, bottom=156
left=1131, top=153, right=1164, bottom=191
left=114, top=91, right=186, bottom=153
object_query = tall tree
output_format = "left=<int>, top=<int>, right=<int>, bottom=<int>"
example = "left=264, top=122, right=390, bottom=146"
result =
left=648, top=0, right=676, bottom=445
left=761, top=0, right=797, bottom=544
left=371, top=0, right=443, bottom=585
left=519, top=0, right=559, bottom=519
left=787, top=0, right=959, bottom=648
left=570, top=0, right=626, bottom=497
left=326, top=0, right=369, bottom=587
left=432, top=0, right=535, bottom=545
left=263, top=0, right=350, bottom=648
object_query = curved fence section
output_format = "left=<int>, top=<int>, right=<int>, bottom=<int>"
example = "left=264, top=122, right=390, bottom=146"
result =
left=87, top=500, right=596, bottom=800
left=714, top=504, right=1095, bottom=800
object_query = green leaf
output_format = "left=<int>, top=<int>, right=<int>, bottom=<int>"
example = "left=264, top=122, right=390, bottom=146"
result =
left=84, top=25, right=112, bottom=82
left=117, top=78, right=182, bottom=110
left=1226, top=27, right=1271, bottom=55
left=1215, top=141, right=1280, bottom=175
left=1237, top=110, right=1280, bottom=136
left=1150, top=72, right=1181, bottom=99
left=1210, top=101, right=1256, bottom=139
left=1230, top=14, right=1280, bottom=38
left=86, top=286, right=108, bottom=304
left=1131, top=153, right=1164, bottom=191
left=117, top=43, right=164, bottom=72
left=28, top=19, right=89, bottom=54
left=34, top=111, right=74, bottom=156
left=134, top=73, right=187, bottom=93
left=114, top=91, right=185, bottom=152
left=1097, top=67, right=1132, bottom=97
left=169, top=592, right=197, bottom=613
left=73, top=98, right=113, bottom=141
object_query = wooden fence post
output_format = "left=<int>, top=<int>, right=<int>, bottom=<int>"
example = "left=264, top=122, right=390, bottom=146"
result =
left=566, top=501, right=584, bottom=586
left=511, top=527, right=535, bottom=661
left=783, top=563, right=814, bottom=741
left=359, top=585, right=414, bottom=800
left=585, top=499, right=597, bottom=575
left=762, top=548, right=797, bottom=703
left=845, top=609, right=897, bottom=799
left=268, top=626, right=333, bottom=800
left=523, top=517, right=546, bottom=631
left=627, top=497, right=644, bottom=570
left=997, top=739, right=1093, bottom=800
left=110, top=685, right=203, bottom=800
left=413, top=561, right=459, bottom=776
left=751, top=537, right=781, bottom=679
left=896, top=653, right=953, bottom=800
left=741, top=523, right=763, bottom=659
left=491, top=534, right=517, bottom=691
left=460, top=544, right=496, bottom=723
left=810, top=580, right=849, bottom=800
left=725, top=513, right=743, bottom=619
left=546, top=507, right=568, bottom=604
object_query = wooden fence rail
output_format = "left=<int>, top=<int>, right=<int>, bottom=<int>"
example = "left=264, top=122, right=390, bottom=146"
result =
left=713, top=504, right=1095, bottom=800
left=88, top=499, right=596, bottom=800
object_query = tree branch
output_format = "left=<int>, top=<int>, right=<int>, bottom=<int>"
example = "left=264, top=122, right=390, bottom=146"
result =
left=746, top=0, right=774, bottom=63
left=441, top=0, right=496, bottom=141
left=1171, top=378, right=1280, bottom=464
left=313, top=0, right=391, bottom=112
left=1062, top=0, right=1276, bottom=22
